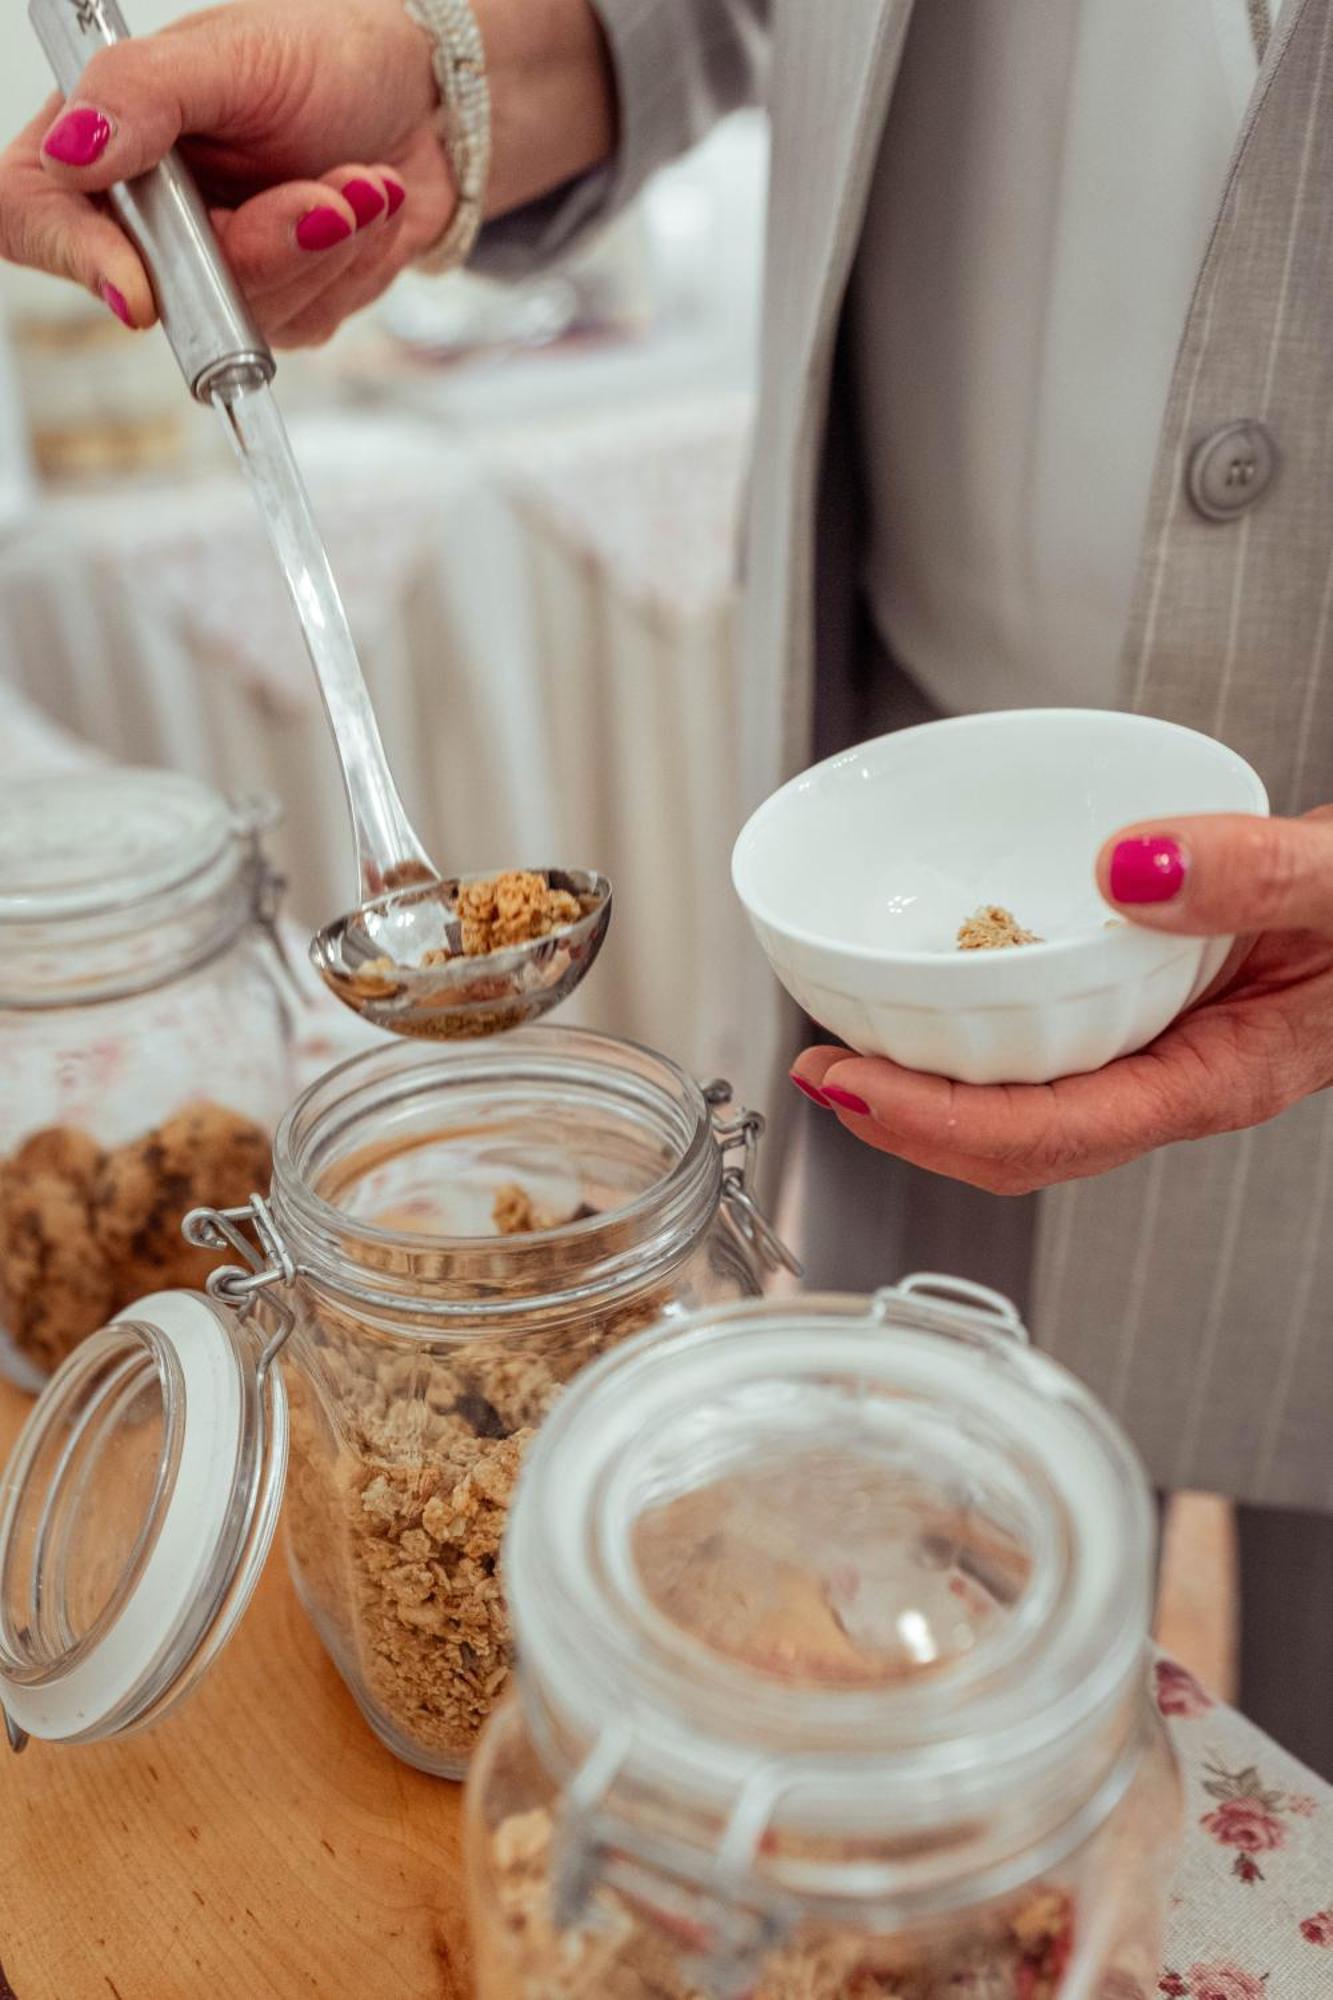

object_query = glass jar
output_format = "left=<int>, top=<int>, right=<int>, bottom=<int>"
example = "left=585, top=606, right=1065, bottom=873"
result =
left=466, top=1284, right=1183, bottom=2000
left=0, top=769, right=294, bottom=1388
left=0, top=1029, right=792, bottom=1777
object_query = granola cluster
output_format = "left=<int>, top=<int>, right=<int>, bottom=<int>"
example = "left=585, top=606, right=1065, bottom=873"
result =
left=353, top=872, right=585, bottom=991
left=486, top=1807, right=1077, bottom=1999
left=956, top=905, right=1043, bottom=951
left=284, top=1184, right=663, bottom=1769
left=0, top=1102, right=271, bottom=1375
left=451, top=873, right=584, bottom=958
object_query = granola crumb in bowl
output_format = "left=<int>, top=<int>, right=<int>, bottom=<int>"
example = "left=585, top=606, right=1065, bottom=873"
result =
left=956, top=905, right=1042, bottom=951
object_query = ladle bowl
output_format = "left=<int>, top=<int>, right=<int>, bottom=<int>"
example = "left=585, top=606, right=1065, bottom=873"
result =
left=311, top=869, right=613, bottom=1039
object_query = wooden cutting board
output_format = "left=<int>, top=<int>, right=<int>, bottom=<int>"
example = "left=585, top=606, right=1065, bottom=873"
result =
left=0, top=1380, right=474, bottom=2000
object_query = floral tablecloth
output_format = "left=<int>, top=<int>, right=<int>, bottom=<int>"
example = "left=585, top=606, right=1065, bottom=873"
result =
left=1154, top=1658, right=1332, bottom=1999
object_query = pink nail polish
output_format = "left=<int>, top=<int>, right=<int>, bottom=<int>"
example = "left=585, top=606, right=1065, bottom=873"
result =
left=100, top=282, right=132, bottom=328
left=342, top=178, right=386, bottom=227
left=824, top=1086, right=871, bottom=1117
left=1109, top=836, right=1187, bottom=905
left=43, top=105, right=112, bottom=167
left=296, top=207, right=353, bottom=251
left=790, top=1073, right=831, bottom=1109
left=383, top=178, right=406, bottom=217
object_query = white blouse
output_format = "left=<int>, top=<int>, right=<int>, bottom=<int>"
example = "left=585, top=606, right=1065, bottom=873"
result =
left=852, top=0, right=1278, bottom=715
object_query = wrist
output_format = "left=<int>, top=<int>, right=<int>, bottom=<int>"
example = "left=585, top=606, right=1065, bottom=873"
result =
left=468, top=0, right=618, bottom=220
left=366, top=0, right=444, bottom=129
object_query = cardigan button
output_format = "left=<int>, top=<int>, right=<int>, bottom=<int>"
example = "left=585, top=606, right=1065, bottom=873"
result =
left=1187, top=419, right=1278, bottom=521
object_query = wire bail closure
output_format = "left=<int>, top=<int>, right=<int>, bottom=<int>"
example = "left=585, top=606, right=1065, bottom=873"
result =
left=705, top=1080, right=802, bottom=1280
left=229, top=790, right=303, bottom=1015
left=548, top=1722, right=795, bottom=1997
left=182, top=1194, right=298, bottom=1379
left=874, top=1274, right=1030, bottom=1346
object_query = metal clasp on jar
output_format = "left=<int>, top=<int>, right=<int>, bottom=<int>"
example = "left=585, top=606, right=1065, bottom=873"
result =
left=182, top=1193, right=299, bottom=1381
left=228, top=791, right=304, bottom=1015
left=704, top=1080, right=802, bottom=1281
left=548, top=1723, right=791, bottom=2000
left=873, top=1274, right=1031, bottom=1346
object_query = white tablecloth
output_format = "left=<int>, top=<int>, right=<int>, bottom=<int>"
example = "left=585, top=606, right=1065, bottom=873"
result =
left=0, top=387, right=786, bottom=1113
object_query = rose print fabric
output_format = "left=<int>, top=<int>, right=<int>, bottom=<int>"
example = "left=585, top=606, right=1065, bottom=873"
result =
left=1154, top=1659, right=1333, bottom=1999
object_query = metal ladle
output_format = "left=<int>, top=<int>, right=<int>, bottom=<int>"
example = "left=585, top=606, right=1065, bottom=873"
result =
left=32, top=0, right=611, bottom=1044
left=212, top=381, right=612, bottom=1040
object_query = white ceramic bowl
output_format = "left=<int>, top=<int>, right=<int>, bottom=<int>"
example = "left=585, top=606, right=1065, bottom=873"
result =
left=732, top=709, right=1268, bottom=1085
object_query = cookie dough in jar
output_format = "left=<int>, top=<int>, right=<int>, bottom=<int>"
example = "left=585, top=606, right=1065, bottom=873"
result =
left=0, top=769, right=294, bottom=1386
left=466, top=1284, right=1183, bottom=2000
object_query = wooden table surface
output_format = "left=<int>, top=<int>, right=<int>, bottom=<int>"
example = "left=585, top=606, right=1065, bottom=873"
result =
left=0, top=1380, right=473, bottom=2000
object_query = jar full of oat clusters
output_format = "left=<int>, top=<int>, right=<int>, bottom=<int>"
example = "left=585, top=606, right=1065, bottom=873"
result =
left=0, top=768, right=294, bottom=1388
left=465, top=1285, right=1182, bottom=2000
left=0, top=1029, right=792, bottom=1777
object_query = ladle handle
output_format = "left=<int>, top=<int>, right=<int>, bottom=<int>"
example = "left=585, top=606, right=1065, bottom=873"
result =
left=29, top=0, right=275, bottom=403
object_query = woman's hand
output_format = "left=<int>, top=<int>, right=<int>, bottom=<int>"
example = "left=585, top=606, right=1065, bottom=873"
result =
left=0, top=0, right=457, bottom=345
left=792, top=809, right=1333, bottom=1194
left=0, top=0, right=616, bottom=348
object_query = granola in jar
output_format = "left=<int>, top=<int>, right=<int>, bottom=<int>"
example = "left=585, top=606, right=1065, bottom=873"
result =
left=272, top=1029, right=782, bottom=1776
left=486, top=1805, right=1077, bottom=2000
left=285, top=1186, right=665, bottom=1766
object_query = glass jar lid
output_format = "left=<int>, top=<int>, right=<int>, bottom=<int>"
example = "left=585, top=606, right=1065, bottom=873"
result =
left=506, top=1282, right=1153, bottom=1909
left=0, top=770, right=234, bottom=918
left=0, top=771, right=277, bottom=1004
left=0, top=1290, right=287, bottom=1749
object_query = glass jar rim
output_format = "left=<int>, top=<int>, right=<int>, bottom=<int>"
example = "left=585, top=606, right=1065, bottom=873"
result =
left=268, top=1027, right=726, bottom=1325
left=504, top=1292, right=1155, bottom=1905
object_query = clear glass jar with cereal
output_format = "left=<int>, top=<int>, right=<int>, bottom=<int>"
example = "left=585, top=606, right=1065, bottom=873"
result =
left=465, top=1284, right=1182, bottom=2000
left=272, top=1030, right=791, bottom=1775
left=0, top=1029, right=793, bottom=1776
left=0, top=768, right=294, bottom=1387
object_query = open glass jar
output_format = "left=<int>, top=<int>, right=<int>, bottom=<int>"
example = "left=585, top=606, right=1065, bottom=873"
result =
left=0, top=1029, right=793, bottom=1776
left=466, top=1285, right=1182, bottom=2000
left=0, top=769, right=294, bottom=1388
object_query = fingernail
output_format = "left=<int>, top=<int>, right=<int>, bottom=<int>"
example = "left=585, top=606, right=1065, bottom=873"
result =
left=1109, top=835, right=1187, bottom=905
left=342, top=178, right=386, bottom=227
left=296, top=206, right=353, bottom=251
left=824, top=1085, right=871, bottom=1117
left=383, top=178, right=406, bottom=217
left=790, top=1073, right=831, bottom=1108
left=100, top=281, right=132, bottom=328
left=43, top=105, right=113, bottom=167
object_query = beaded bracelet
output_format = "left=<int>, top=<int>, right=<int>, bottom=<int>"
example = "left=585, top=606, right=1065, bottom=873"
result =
left=404, top=0, right=493, bottom=273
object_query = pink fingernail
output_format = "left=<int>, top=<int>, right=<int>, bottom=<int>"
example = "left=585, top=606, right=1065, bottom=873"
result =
left=824, top=1086, right=871, bottom=1117
left=790, top=1074, right=831, bottom=1109
left=342, top=178, right=386, bottom=227
left=43, top=105, right=112, bottom=167
left=100, top=281, right=132, bottom=328
left=1109, top=836, right=1187, bottom=905
left=296, top=206, right=353, bottom=251
left=383, top=178, right=406, bottom=217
